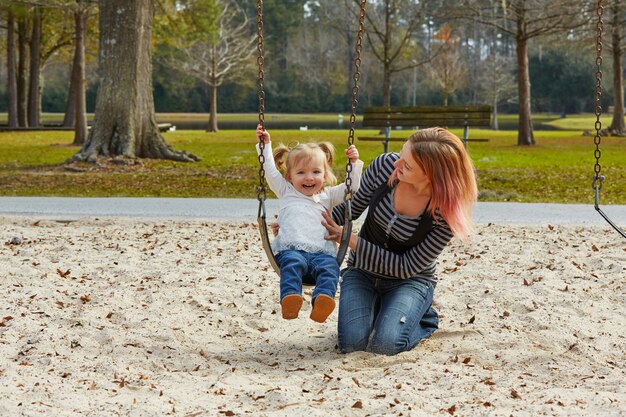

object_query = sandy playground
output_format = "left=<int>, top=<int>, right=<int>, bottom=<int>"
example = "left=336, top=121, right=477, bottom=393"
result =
left=1, top=216, right=625, bottom=416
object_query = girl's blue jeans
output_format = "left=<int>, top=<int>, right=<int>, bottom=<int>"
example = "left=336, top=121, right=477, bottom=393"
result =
left=275, top=250, right=340, bottom=302
left=337, top=267, right=438, bottom=356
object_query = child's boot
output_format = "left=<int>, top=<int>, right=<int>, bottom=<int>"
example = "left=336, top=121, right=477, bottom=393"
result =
left=281, top=294, right=303, bottom=319
left=310, top=294, right=335, bottom=323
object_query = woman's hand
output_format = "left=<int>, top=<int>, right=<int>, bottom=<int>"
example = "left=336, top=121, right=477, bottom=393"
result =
left=322, top=210, right=358, bottom=250
left=270, top=214, right=279, bottom=237
left=256, top=124, right=270, bottom=144
left=345, top=144, right=360, bottom=163
left=321, top=210, right=344, bottom=243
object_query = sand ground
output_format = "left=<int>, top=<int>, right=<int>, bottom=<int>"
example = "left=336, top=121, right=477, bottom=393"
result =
left=1, top=216, right=625, bottom=416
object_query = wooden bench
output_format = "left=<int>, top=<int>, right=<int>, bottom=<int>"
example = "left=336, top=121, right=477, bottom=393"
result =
left=359, top=105, right=491, bottom=152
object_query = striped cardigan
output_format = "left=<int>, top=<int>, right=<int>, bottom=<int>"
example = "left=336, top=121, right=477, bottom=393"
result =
left=332, top=153, right=454, bottom=283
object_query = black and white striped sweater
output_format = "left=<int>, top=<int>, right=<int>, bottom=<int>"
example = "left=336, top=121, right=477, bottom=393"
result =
left=332, top=153, right=454, bottom=283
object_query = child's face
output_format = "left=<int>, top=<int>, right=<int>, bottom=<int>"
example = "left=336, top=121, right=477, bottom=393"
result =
left=287, top=156, right=326, bottom=197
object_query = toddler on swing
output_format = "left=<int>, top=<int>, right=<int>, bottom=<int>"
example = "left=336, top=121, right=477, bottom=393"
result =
left=256, top=124, right=363, bottom=323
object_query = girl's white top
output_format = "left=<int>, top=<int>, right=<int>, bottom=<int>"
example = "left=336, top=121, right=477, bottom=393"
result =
left=257, top=142, right=363, bottom=256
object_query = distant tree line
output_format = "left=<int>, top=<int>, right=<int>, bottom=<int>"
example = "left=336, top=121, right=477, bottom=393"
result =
left=0, top=0, right=624, bottom=142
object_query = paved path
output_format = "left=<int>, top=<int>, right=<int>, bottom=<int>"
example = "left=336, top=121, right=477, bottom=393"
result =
left=0, top=197, right=625, bottom=226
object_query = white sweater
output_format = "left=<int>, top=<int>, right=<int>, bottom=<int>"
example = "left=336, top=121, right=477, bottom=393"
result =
left=257, top=142, right=363, bottom=256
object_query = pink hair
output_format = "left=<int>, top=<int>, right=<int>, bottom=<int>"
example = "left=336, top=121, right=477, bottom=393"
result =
left=389, top=127, right=478, bottom=240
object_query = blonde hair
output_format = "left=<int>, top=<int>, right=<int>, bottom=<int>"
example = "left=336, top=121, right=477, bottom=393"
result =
left=389, top=127, right=478, bottom=240
left=273, top=142, right=337, bottom=185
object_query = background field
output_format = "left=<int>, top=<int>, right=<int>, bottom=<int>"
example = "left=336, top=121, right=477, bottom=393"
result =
left=0, top=113, right=624, bottom=204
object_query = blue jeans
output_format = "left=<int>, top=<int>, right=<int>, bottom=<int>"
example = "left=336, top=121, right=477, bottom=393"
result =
left=275, top=250, right=340, bottom=302
left=337, top=268, right=438, bottom=356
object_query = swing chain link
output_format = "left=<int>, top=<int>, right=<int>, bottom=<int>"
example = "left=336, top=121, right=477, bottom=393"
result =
left=344, top=0, right=368, bottom=200
left=256, top=0, right=267, bottom=202
left=592, top=0, right=604, bottom=192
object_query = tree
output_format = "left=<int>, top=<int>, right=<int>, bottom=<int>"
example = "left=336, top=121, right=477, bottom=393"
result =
left=5, top=7, right=18, bottom=127
left=27, top=4, right=41, bottom=126
left=159, top=0, right=255, bottom=132
left=68, top=0, right=95, bottom=145
left=69, top=0, right=198, bottom=162
left=607, top=0, right=626, bottom=136
left=16, top=8, right=29, bottom=126
left=462, top=0, right=590, bottom=145
left=424, top=23, right=467, bottom=106
left=475, top=53, right=516, bottom=129
left=361, top=0, right=433, bottom=106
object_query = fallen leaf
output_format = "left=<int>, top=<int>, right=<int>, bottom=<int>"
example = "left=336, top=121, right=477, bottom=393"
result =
left=56, top=268, right=71, bottom=278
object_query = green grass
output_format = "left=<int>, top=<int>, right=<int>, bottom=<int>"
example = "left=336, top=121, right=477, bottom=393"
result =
left=0, top=114, right=625, bottom=204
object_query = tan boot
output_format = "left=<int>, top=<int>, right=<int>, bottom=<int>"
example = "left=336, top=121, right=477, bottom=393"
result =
left=281, top=294, right=303, bottom=320
left=310, top=294, right=335, bottom=323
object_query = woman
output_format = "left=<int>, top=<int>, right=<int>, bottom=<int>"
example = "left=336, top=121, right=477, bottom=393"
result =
left=321, top=127, right=477, bottom=355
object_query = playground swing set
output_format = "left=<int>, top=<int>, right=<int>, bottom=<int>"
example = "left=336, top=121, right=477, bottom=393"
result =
left=253, top=0, right=624, bottom=275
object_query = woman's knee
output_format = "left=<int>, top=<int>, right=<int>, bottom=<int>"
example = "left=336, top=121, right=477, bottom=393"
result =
left=367, top=331, right=410, bottom=356
left=338, top=333, right=369, bottom=354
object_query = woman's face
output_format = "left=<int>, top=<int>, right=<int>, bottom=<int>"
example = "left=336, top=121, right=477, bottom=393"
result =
left=394, top=141, right=430, bottom=188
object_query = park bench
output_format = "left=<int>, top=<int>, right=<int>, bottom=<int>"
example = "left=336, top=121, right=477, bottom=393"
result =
left=359, top=105, right=492, bottom=152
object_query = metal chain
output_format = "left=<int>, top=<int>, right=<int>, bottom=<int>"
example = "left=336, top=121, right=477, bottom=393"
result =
left=591, top=0, right=626, bottom=239
left=344, top=0, right=368, bottom=199
left=256, top=0, right=267, bottom=202
left=592, top=0, right=603, bottom=191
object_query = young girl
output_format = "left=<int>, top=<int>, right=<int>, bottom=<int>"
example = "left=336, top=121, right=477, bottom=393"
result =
left=255, top=124, right=363, bottom=323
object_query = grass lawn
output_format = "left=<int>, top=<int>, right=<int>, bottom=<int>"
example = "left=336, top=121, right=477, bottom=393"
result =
left=0, top=114, right=624, bottom=204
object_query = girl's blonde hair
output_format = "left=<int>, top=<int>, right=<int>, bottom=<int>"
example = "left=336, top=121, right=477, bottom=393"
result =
left=273, top=142, right=337, bottom=185
left=389, top=127, right=478, bottom=240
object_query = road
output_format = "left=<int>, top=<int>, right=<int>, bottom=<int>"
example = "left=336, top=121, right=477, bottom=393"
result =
left=0, top=197, right=625, bottom=227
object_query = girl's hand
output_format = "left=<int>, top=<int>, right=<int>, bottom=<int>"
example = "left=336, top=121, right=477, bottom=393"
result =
left=256, top=124, right=270, bottom=144
left=345, top=144, right=360, bottom=163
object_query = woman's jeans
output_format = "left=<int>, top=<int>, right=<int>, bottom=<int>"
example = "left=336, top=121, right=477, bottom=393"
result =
left=276, top=250, right=340, bottom=302
left=337, top=268, right=438, bottom=356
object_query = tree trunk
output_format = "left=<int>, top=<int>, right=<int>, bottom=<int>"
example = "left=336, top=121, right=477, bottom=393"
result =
left=382, top=0, right=392, bottom=107
left=207, top=84, right=218, bottom=132
left=17, top=18, right=29, bottom=127
left=207, top=47, right=219, bottom=132
left=346, top=30, right=354, bottom=102
left=492, top=93, right=499, bottom=130
left=28, top=7, right=42, bottom=128
left=609, top=1, right=625, bottom=136
left=72, top=4, right=88, bottom=145
left=69, top=0, right=199, bottom=163
left=7, top=10, right=18, bottom=128
left=515, top=35, right=535, bottom=145
left=63, top=61, right=76, bottom=128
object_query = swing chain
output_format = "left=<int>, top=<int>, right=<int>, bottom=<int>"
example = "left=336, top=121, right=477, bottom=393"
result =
left=344, top=0, right=368, bottom=200
left=256, top=0, right=267, bottom=202
left=592, top=0, right=604, bottom=193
